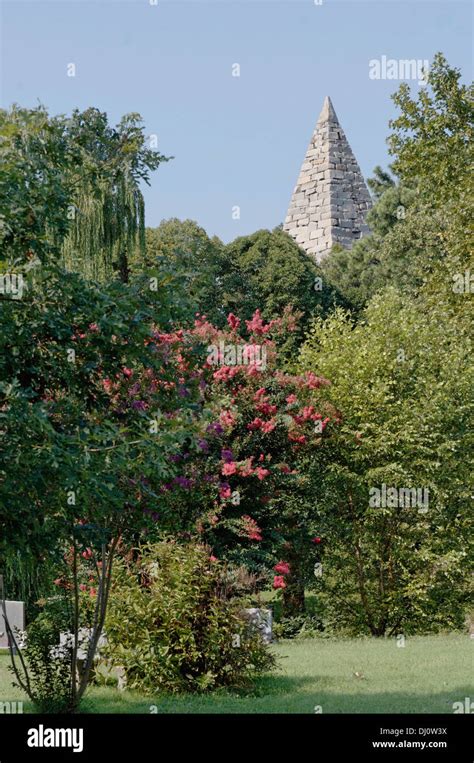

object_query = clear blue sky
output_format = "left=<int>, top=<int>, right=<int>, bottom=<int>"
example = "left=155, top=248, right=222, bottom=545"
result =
left=1, top=0, right=472, bottom=242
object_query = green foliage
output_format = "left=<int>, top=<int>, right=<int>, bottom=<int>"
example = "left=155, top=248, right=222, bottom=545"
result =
left=388, top=53, right=474, bottom=313
left=388, top=53, right=473, bottom=208
left=320, top=171, right=433, bottom=310
left=0, top=105, right=169, bottom=280
left=137, top=218, right=225, bottom=323
left=139, top=223, right=345, bottom=350
left=222, top=228, right=344, bottom=356
left=0, top=262, right=206, bottom=710
left=104, top=541, right=276, bottom=693
left=0, top=106, right=71, bottom=265
left=2, top=553, right=60, bottom=621
left=61, top=108, right=170, bottom=282
left=223, top=228, right=339, bottom=319
left=21, top=600, right=73, bottom=713
left=272, top=614, right=323, bottom=640
left=0, top=265, right=197, bottom=559
left=366, top=165, right=395, bottom=200
left=299, top=289, right=472, bottom=635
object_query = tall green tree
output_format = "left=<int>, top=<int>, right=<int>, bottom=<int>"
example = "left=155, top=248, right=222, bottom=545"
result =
left=319, top=169, right=424, bottom=310
left=137, top=218, right=225, bottom=323
left=61, top=109, right=169, bottom=282
left=0, top=264, right=201, bottom=710
left=0, top=106, right=70, bottom=267
left=0, top=105, right=169, bottom=281
left=299, top=289, right=472, bottom=635
left=388, top=52, right=474, bottom=308
left=223, top=227, right=342, bottom=321
left=321, top=54, right=473, bottom=310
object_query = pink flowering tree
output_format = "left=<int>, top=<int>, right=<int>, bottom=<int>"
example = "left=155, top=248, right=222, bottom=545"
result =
left=155, top=307, right=338, bottom=615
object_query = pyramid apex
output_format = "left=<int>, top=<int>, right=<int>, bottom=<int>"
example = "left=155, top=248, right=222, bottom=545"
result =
left=318, top=95, right=338, bottom=124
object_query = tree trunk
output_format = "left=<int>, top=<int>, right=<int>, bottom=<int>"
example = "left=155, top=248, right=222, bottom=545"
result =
left=282, top=572, right=305, bottom=617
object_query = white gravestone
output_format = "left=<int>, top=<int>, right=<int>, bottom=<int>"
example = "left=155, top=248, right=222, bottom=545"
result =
left=243, top=608, right=273, bottom=644
left=0, top=601, right=25, bottom=648
left=55, top=628, right=107, bottom=660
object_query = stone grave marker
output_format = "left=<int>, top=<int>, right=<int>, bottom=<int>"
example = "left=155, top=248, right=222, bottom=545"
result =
left=243, top=607, right=273, bottom=643
left=0, top=601, right=25, bottom=648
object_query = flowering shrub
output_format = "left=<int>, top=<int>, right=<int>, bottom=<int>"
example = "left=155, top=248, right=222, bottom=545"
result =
left=151, top=308, right=338, bottom=613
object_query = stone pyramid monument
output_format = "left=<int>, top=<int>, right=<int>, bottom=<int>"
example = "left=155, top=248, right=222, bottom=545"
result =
left=283, top=96, right=372, bottom=262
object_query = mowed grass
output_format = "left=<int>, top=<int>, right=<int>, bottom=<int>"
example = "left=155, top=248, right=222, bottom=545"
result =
left=0, top=634, right=471, bottom=714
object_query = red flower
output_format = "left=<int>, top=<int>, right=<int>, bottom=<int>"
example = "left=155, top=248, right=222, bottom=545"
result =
left=220, top=410, right=236, bottom=428
left=273, top=575, right=286, bottom=589
left=238, top=458, right=254, bottom=477
left=274, top=561, right=290, bottom=575
left=286, top=394, right=298, bottom=405
left=213, top=366, right=240, bottom=381
left=221, top=461, right=237, bottom=476
left=245, top=309, right=266, bottom=335
left=122, top=367, right=133, bottom=378
left=227, top=313, right=241, bottom=330
left=81, top=548, right=93, bottom=560
left=242, top=515, right=262, bottom=541
left=304, top=371, right=329, bottom=389
left=248, top=417, right=264, bottom=431
left=255, top=402, right=277, bottom=416
left=312, top=536, right=322, bottom=544
left=246, top=364, right=261, bottom=376
left=301, top=405, right=315, bottom=421
left=255, top=467, right=270, bottom=481
left=288, top=432, right=306, bottom=444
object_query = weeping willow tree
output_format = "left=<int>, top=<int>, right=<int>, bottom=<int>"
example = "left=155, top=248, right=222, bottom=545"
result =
left=2, top=551, right=59, bottom=618
left=60, top=108, right=169, bottom=282
left=61, top=173, right=146, bottom=282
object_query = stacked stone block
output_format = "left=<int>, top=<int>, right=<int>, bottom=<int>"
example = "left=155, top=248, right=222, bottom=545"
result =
left=284, top=96, right=372, bottom=262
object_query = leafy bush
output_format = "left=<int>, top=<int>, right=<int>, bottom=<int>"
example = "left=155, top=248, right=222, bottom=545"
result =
left=273, top=614, right=324, bottom=640
left=299, top=290, right=472, bottom=636
left=19, top=599, right=73, bottom=713
left=104, top=541, right=276, bottom=694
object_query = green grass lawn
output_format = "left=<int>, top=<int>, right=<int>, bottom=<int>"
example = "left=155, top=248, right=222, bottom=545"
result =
left=0, top=634, right=471, bottom=714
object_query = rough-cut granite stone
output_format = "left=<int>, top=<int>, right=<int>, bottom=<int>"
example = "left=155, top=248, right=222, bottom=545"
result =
left=284, top=96, right=372, bottom=262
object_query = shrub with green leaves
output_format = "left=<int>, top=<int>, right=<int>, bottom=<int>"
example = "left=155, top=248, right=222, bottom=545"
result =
left=299, top=289, right=472, bottom=636
left=273, top=614, right=324, bottom=641
left=104, top=541, right=276, bottom=693
left=19, top=597, right=73, bottom=713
